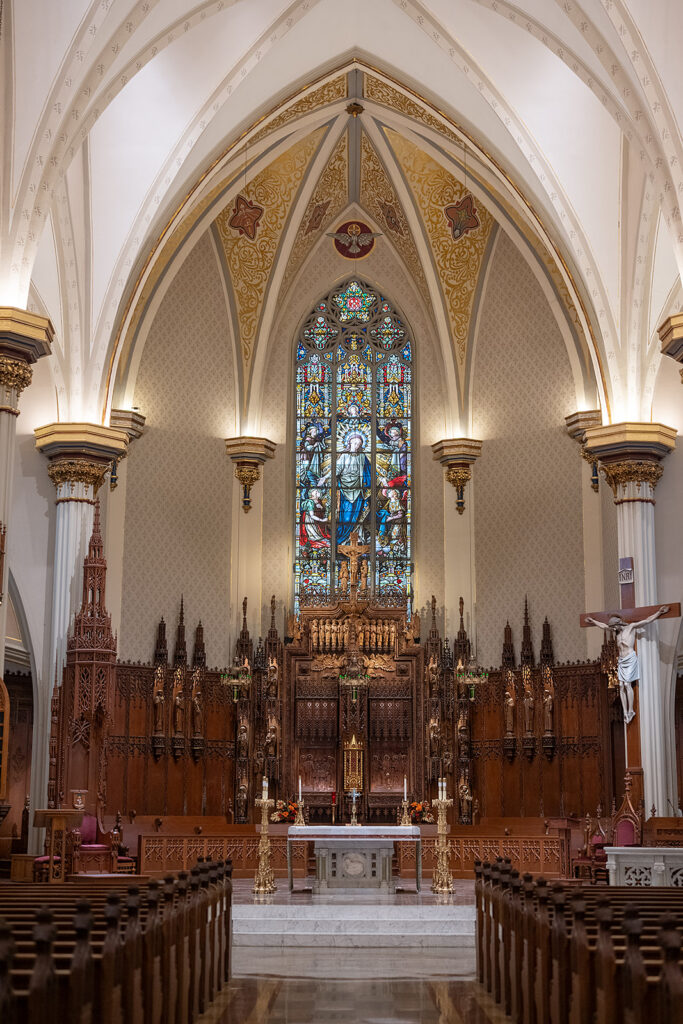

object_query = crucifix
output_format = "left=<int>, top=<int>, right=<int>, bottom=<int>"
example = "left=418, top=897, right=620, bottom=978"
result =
left=581, top=556, right=680, bottom=806
left=337, top=530, right=370, bottom=598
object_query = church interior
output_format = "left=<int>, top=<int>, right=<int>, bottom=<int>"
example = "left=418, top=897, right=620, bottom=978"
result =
left=1, top=2, right=683, bottom=1021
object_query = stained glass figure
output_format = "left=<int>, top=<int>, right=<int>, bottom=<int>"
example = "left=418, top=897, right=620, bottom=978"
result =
left=294, top=280, right=412, bottom=612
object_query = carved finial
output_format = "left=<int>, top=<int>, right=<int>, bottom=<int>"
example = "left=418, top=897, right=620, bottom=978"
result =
left=524, top=595, right=529, bottom=625
left=459, top=596, right=464, bottom=628
left=242, top=596, right=248, bottom=631
left=270, top=594, right=276, bottom=630
left=624, top=770, right=632, bottom=793
left=521, top=598, right=534, bottom=667
left=431, top=595, right=437, bottom=629
left=179, top=595, right=184, bottom=624
left=88, top=497, right=103, bottom=559
left=174, top=597, right=187, bottom=666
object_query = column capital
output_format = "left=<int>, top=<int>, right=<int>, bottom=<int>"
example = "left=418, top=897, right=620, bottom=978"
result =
left=225, top=436, right=276, bottom=513
left=431, top=438, right=483, bottom=515
left=35, top=422, right=129, bottom=497
left=658, top=313, right=683, bottom=381
left=584, top=422, right=677, bottom=502
left=565, top=410, right=603, bottom=491
left=0, top=307, right=53, bottom=408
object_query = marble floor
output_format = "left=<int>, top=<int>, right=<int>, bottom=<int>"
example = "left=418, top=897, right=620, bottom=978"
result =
left=231, top=877, right=476, bottom=905
left=197, top=880, right=498, bottom=1022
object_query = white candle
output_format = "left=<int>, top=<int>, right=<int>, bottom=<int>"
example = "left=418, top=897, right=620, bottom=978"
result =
left=262, top=776, right=268, bottom=800
left=403, top=776, right=407, bottom=801
left=298, top=776, right=302, bottom=802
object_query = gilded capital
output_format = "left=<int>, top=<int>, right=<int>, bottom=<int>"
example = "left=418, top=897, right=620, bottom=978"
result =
left=35, top=422, right=129, bottom=498
left=0, top=307, right=53, bottom=412
left=584, top=422, right=676, bottom=505
left=225, top=436, right=276, bottom=513
left=0, top=355, right=33, bottom=398
left=432, top=438, right=483, bottom=515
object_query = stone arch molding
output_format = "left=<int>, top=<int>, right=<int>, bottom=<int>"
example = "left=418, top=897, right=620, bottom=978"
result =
left=108, top=61, right=603, bottom=440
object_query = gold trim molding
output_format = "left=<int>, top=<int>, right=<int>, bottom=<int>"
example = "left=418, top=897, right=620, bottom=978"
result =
left=47, top=459, right=109, bottom=492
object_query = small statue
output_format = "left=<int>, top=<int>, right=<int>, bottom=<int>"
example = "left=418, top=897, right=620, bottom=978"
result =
left=191, top=669, right=203, bottom=736
left=237, top=719, right=249, bottom=759
left=338, top=561, right=349, bottom=594
left=236, top=783, right=248, bottom=821
left=542, top=666, right=554, bottom=734
left=324, top=619, right=331, bottom=650
left=152, top=665, right=165, bottom=734
left=172, top=669, right=185, bottom=734
left=522, top=669, right=535, bottom=735
left=264, top=719, right=277, bottom=757
left=331, top=619, right=338, bottom=651
left=360, top=558, right=368, bottom=592
left=310, top=618, right=319, bottom=651
left=267, top=656, right=278, bottom=698
left=427, top=654, right=439, bottom=691
left=429, top=716, right=441, bottom=756
left=504, top=674, right=515, bottom=735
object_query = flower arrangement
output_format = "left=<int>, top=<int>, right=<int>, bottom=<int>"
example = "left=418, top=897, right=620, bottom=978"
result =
left=270, top=799, right=300, bottom=823
left=409, top=800, right=435, bottom=824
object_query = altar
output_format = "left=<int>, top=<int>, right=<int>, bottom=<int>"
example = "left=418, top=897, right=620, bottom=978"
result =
left=287, top=825, right=422, bottom=894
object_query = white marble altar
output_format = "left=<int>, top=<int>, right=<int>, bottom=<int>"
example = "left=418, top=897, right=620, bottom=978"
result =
left=287, top=825, right=422, bottom=894
left=606, top=845, right=683, bottom=886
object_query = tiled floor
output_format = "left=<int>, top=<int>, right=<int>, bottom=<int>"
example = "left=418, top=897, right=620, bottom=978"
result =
left=199, top=880, right=502, bottom=1022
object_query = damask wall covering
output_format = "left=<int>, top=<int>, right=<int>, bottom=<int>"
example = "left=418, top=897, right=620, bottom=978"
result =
left=472, top=232, right=586, bottom=667
left=120, top=235, right=235, bottom=667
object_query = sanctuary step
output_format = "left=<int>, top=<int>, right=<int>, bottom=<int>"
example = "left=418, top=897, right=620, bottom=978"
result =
left=232, top=899, right=476, bottom=948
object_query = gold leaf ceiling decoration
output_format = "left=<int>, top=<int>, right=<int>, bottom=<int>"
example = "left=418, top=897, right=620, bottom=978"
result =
left=214, top=127, right=326, bottom=369
left=364, top=75, right=461, bottom=147
left=359, top=131, right=431, bottom=310
left=251, top=76, right=347, bottom=145
left=385, top=127, right=494, bottom=366
left=279, top=130, right=349, bottom=299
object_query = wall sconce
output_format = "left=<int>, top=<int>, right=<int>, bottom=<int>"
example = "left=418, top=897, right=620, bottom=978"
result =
left=224, top=436, right=276, bottom=513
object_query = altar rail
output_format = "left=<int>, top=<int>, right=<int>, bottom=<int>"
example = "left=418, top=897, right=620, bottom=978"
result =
left=606, top=846, right=683, bottom=887
left=475, top=858, right=683, bottom=1024
left=0, top=859, right=232, bottom=1024
left=137, top=830, right=568, bottom=878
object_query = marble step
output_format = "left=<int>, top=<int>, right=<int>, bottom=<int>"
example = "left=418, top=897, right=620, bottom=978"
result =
left=232, top=904, right=476, bottom=947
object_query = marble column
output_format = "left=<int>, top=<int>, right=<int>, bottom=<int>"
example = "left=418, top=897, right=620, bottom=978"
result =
left=31, top=424, right=128, bottom=818
left=0, top=308, right=53, bottom=679
left=584, top=422, right=677, bottom=816
left=224, top=437, right=275, bottom=638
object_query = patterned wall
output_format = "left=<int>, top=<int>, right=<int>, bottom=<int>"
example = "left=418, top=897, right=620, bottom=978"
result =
left=260, top=234, right=447, bottom=634
left=472, top=232, right=587, bottom=667
left=120, top=234, right=235, bottom=667
left=601, top=480, right=619, bottom=609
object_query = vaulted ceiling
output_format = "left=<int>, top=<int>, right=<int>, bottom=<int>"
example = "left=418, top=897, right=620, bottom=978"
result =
left=4, top=1, right=683, bottom=428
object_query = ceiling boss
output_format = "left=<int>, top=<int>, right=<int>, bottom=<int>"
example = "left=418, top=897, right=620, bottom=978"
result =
left=327, top=220, right=382, bottom=259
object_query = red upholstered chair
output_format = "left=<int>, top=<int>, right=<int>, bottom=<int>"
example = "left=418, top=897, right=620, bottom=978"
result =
left=72, top=807, right=135, bottom=874
left=611, top=774, right=641, bottom=847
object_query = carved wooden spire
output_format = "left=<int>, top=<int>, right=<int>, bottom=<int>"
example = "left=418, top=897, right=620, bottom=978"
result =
left=540, top=616, right=554, bottom=667
left=193, top=620, right=206, bottom=668
left=69, top=498, right=115, bottom=655
left=502, top=621, right=515, bottom=669
left=174, top=596, right=187, bottom=666
left=520, top=596, right=535, bottom=667
left=453, top=595, right=471, bottom=666
left=154, top=617, right=168, bottom=665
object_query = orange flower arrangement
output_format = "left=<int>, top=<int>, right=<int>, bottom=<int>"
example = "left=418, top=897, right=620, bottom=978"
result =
left=409, top=800, right=435, bottom=824
left=270, top=799, right=300, bottom=823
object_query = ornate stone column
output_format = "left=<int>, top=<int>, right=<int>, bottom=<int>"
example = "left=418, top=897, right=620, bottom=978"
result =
left=224, top=437, right=275, bottom=637
left=584, top=422, right=677, bottom=815
left=34, top=424, right=129, bottom=694
left=0, top=308, right=53, bottom=679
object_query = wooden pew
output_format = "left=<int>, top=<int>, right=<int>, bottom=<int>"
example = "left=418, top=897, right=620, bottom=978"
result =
left=0, top=859, right=232, bottom=1024
left=474, top=858, right=683, bottom=1024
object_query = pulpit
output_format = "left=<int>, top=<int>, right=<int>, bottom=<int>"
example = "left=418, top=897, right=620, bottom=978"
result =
left=33, top=808, right=83, bottom=882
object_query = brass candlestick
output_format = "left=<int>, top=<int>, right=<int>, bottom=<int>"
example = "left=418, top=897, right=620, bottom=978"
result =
left=294, top=798, right=305, bottom=826
left=253, top=797, right=276, bottom=895
left=431, top=797, right=454, bottom=894
left=400, top=799, right=411, bottom=826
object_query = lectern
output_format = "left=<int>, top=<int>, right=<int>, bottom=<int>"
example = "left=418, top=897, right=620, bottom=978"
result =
left=33, top=808, right=83, bottom=882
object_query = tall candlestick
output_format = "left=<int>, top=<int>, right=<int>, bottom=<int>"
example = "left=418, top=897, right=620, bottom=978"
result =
left=298, top=776, right=302, bottom=802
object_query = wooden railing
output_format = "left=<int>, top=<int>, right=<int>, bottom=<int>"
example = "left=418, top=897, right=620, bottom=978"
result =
left=475, top=858, right=683, bottom=1024
left=0, top=859, right=232, bottom=1024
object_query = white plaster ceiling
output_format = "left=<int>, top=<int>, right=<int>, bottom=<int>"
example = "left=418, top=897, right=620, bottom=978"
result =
left=2, top=0, right=682, bottom=425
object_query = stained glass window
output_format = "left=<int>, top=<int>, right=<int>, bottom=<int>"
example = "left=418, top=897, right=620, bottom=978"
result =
left=295, top=280, right=413, bottom=612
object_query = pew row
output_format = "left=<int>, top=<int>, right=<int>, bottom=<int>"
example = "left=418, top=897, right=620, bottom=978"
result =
left=0, top=858, right=232, bottom=1024
left=474, top=858, right=683, bottom=1024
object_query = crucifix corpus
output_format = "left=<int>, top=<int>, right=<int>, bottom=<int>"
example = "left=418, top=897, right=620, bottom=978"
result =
left=580, top=557, right=680, bottom=724
left=338, top=530, right=370, bottom=595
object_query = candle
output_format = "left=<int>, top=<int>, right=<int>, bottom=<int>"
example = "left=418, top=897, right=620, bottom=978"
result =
left=332, top=791, right=336, bottom=805
left=403, top=776, right=407, bottom=801
left=298, top=776, right=302, bottom=802
left=262, top=776, right=268, bottom=800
